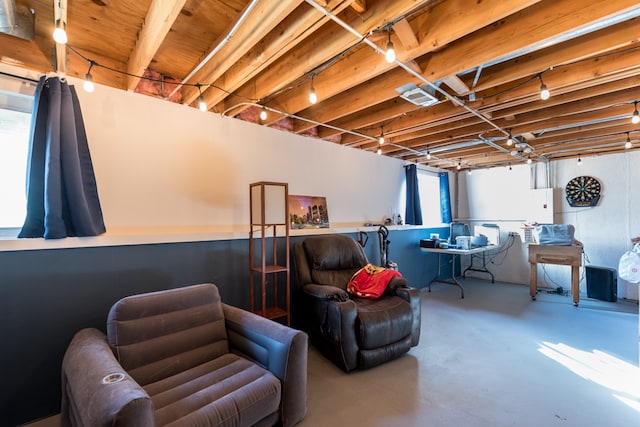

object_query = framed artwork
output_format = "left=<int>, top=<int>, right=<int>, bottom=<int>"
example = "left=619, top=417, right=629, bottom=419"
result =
left=289, top=195, right=330, bottom=229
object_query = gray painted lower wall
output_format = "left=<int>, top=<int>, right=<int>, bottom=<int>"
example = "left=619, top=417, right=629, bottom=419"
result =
left=0, top=227, right=448, bottom=425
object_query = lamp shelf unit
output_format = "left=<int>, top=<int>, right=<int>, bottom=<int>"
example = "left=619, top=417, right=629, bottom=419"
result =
left=249, top=181, right=290, bottom=325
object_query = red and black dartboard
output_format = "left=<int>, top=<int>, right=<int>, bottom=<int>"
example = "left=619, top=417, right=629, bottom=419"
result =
left=565, top=175, right=601, bottom=207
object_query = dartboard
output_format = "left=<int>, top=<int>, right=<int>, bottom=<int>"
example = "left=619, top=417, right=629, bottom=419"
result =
left=565, top=176, right=601, bottom=207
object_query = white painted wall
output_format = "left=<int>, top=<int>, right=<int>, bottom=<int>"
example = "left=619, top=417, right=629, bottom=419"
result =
left=73, top=79, right=406, bottom=232
left=457, top=155, right=640, bottom=300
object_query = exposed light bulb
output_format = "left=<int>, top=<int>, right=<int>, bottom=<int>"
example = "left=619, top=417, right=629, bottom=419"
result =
left=379, top=135, right=384, bottom=145
left=53, top=20, right=67, bottom=44
left=632, top=102, right=640, bottom=124
left=527, top=157, right=532, bottom=164
left=260, top=108, right=267, bottom=121
left=309, top=86, right=317, bottom=104
left=426, top=150, right=431, bottom=160
left=385, top=28, right=396, bottom=63
left=456, top=162, right=461, bottom=170
left=468, top=169, right=472, bottom=175
left=540, top=83, right=550, bottom=100
left=377, top=147, right=382, bottom=155
left=198, top=95, right=207, bottom=112
left=625, top=133, right=632, bottom=149
left=385, top=41, right=396, bottom=63
left=507, top=135, right=513, bottom=146
left=577, top=155, right=582, bottom=166
left=83, top=73, right=94, bottom=93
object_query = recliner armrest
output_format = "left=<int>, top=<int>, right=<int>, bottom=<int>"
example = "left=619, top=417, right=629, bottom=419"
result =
left=303, top=283, right=349, bottom=302
left=386, top=276, right=409, bottom=295
left=60, top=328, right=154, bottom=427
left=223, top=304, right=308, bottom=427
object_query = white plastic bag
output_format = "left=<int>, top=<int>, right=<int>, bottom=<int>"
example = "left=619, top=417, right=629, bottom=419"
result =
left=618, top=243, right=640, bottom=283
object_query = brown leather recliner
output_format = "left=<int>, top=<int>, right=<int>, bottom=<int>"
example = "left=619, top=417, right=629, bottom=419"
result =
left=293, top=234, right=420, bottom=372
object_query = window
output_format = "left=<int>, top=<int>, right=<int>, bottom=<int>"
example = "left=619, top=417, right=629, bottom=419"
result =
left=417, top=168, right=445, bottom=225
left=0, top=74, right=35, bottom=229
left=400, top=167, right=445, bottom=226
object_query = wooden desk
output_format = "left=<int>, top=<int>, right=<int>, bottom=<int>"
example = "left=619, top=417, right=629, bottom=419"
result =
left=528, top=244, right=583, bottom=306
left=421, top=246, right=494, bottom=298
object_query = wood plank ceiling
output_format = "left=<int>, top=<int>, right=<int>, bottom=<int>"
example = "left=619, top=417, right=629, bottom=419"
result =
left=2, top=0, right=639, bottom=171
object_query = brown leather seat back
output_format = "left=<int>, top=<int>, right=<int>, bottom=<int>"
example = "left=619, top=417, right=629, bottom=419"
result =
left=301, top=235, right=368, bottom=289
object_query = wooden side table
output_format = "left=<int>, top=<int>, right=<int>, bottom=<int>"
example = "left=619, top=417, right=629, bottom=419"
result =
left=528, top=244, right=583, bottom=306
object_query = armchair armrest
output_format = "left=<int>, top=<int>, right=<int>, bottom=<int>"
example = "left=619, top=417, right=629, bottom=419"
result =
left=394, top=286, right=422, bottom=347
left=60, top=328, right=154, bottom=427
left=223, top=304, right=308, bottom=427
left=303, top=283, right=349, bottom=302
left=386, top=276, right=409, bottom=295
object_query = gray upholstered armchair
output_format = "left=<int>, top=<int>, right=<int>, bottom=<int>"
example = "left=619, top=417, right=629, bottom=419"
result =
left=293, top=235, right=421, bottom=372
left=60, top=283, right=308, bottom=427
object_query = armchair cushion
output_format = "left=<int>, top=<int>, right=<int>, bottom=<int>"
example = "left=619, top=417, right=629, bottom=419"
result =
left=147, top=353, right=280, bottom=426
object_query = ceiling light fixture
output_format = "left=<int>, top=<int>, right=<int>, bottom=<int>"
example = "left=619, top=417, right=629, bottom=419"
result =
left=625, top=132, right=632, bottom=149
left=196, top=84, right=207, bottom=112
left=506, top=129, right=513, bottom=146
left=83, top=61, right=95, bottom=93
left=379, top=126, right=385, bottom=145
left=539, top=74, right=550, bottom=100
left=527, top=156, right=532, bottom=164
left=260, top=107, right=267, bottom=121
left=309, top=76, right=317, bottom=104
left=426, top=150, right=431, bottom=160
left=456, top=159, right=461, bottom=170
left=53, top=19, right=67, bottom=44
left=632, top=101, right=640, bottom=124
left=577, top=154, right=582, bottom=166
left=385, top=28, right=396, bottom=63
left=377, top=147, right=382, bottom=155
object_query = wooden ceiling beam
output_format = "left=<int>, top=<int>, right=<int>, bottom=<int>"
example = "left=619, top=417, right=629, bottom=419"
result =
left=126, top=0, right=187, bottom=91
left=466, top=18, right=640, bottom=94
left=195, top=1, right=358, bottom=108
left=302, top=0, right=639, bottom=135
left=317, top=98, right=420, bottom=138
left=383, top=87, right=639, bottom=157
left=421, top=0, right=640, bottom=83
left=179, top=0, right=305, bottom=106
left=340, top=46, right=640, bottom=146
left=220, top=0, right=431, bottom=112
left=527, top=118, right=637, bottom=144
left=350, top=0, right=367, bottom=14
left=263, top=0, right=538, bottom=123
left=392, top=18, right=419, bottom=50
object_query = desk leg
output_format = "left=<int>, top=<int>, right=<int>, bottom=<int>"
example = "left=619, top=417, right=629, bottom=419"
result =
left=530, top=262, right=537, bottom=300
left=463, top=251, right=495, bottom=283
left=571, top=265, right=579, bottom=306
left=428, top=253, right=464, bottom=298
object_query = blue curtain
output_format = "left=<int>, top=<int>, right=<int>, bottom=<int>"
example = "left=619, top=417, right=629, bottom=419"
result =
left=19, top=76, right=105, bottom=239
left=439, top=172, right=452, bottom=223
left=404, top=164, right=422, bottom=225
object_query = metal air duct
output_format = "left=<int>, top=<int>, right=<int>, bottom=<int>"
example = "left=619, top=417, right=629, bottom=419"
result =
left=0, top=0, right=35, bottom=41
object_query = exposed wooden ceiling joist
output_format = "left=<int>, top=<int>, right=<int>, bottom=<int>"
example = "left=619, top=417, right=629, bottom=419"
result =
left=1, top=0, right=638, bottom=170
